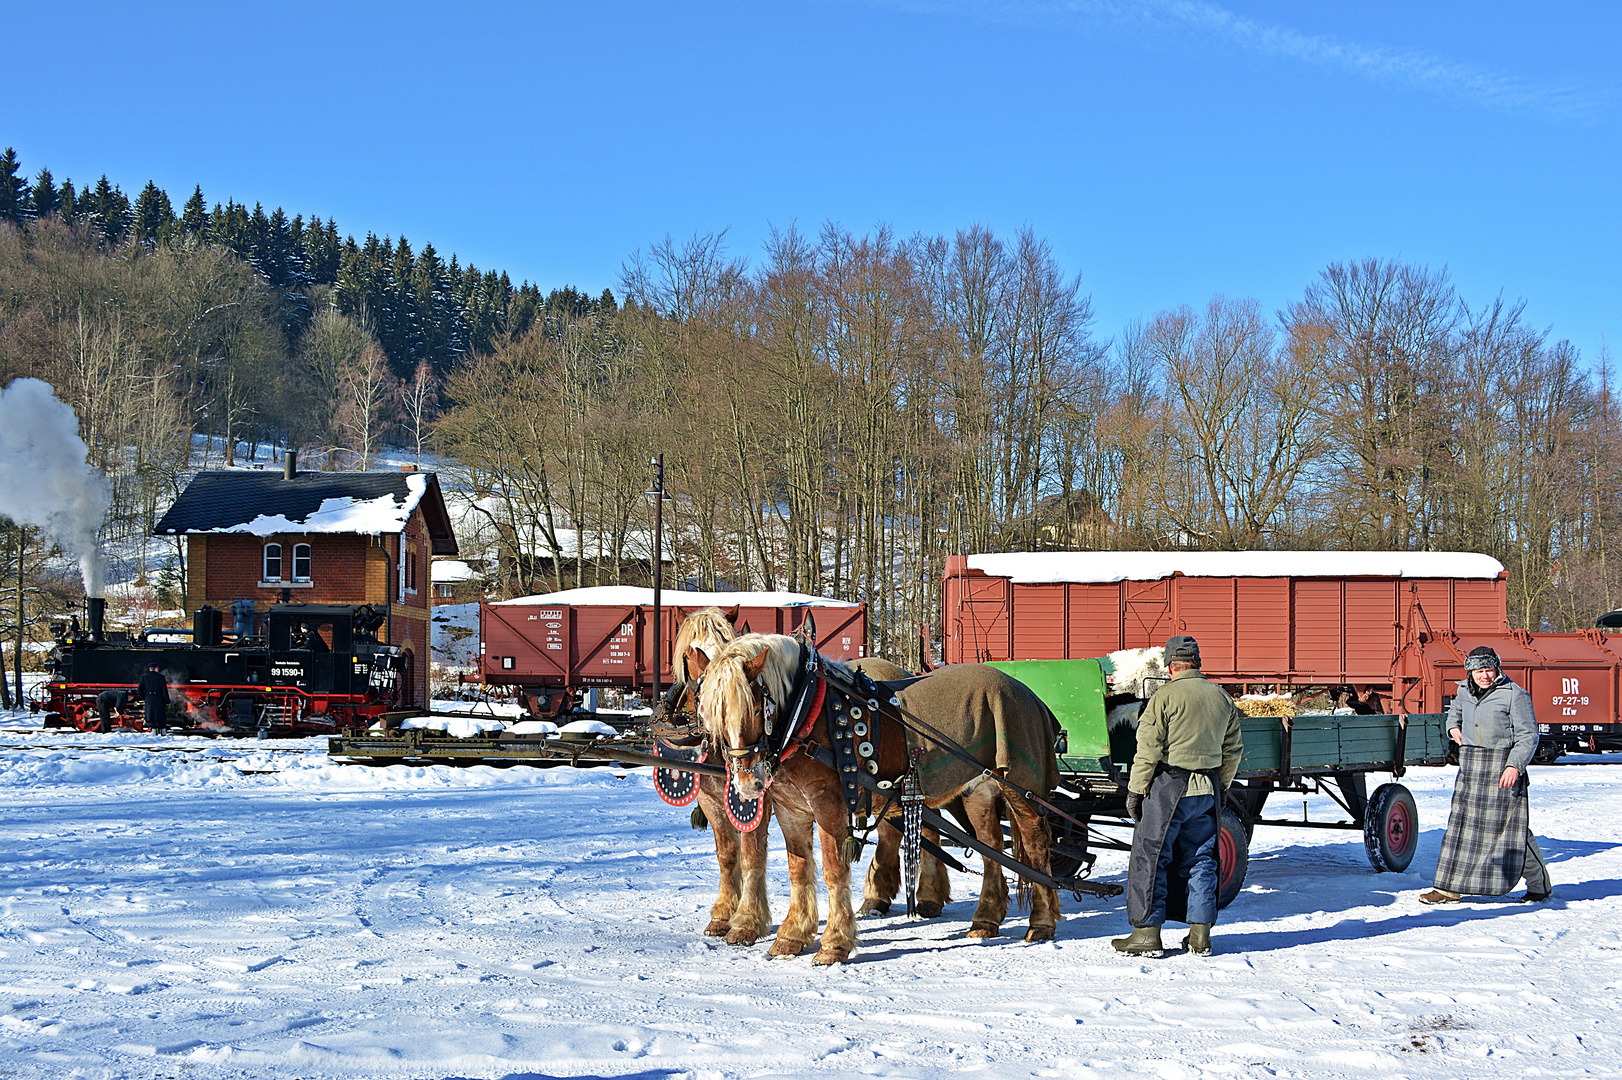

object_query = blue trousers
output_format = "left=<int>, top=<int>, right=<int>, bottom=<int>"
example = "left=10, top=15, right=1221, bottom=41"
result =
left=1148, top=793, right=1219, bottom=926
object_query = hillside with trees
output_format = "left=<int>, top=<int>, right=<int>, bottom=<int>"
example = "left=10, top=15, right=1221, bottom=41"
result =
left=3, top=147, right=1620, bottom=671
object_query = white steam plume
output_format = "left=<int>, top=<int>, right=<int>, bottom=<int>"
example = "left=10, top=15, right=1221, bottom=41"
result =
left=0, top=379, right=113, bottom=596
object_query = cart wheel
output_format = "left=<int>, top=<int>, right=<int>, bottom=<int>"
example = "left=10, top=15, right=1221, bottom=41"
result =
left=1364, top=782, right=1418, bottom=872
left=1217, top=808, right=1248, bottom=909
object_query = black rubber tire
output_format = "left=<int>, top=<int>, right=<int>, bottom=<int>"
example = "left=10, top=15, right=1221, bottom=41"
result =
left=1364, top=782, right=1419, bottom=872
left=1217, top=808, right=1249, bottom=909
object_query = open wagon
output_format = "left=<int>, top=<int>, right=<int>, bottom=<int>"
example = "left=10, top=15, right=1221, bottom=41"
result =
left=989, top=658, right=1449, bottom=906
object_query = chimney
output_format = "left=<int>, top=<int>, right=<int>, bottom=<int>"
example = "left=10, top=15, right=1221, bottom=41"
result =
left=87, top=596, right=106, bottom=643
left=285, top=451, right=298, bottom=480
left=400, top=463, right=417, bottom=472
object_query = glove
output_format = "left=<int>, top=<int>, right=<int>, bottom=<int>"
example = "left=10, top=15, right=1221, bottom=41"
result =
left=1126, top=793, right=1144, bottom=822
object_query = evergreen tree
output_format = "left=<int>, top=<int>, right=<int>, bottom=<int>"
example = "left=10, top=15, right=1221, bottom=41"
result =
left=58, top=178, right=78, bottom=223
left=0, top=148, right=31, bottom=225
left=88, top=175, right=130, bottom=243
left=181, top=185, right=207, bottom=238
left=30, top=167, right=58, bottom=217
left=132, top=181, right=174, bottom=243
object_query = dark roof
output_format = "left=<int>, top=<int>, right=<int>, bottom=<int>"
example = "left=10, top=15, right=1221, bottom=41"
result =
left=154, top=470, right=459, bottom=556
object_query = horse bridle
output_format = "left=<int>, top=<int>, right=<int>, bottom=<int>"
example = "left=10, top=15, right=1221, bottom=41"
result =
left=720, top=642, right=821, bottom=785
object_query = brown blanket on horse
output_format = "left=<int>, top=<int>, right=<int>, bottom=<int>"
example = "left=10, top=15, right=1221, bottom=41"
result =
left=890, top=664, right=1059, bottom=798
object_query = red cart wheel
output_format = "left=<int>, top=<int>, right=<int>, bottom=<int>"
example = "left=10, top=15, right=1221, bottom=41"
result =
left=1217, top=808, right=1248, bottom=909
left=1364, top=783, right=1418, bottom=872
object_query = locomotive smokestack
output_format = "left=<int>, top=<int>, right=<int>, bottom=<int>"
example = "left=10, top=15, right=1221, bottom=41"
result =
left=284, top=451, right=297, bottom=480
left=87, top=596, right=106, bottom=643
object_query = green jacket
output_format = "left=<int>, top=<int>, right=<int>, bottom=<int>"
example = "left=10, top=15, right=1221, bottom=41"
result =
left=1129, top=669, right=1245, bottom=796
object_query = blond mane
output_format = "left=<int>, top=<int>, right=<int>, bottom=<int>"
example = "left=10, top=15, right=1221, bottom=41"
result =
left=697, top=633, right=859, bottom=747
left=671, top=607, right=737, bottom=684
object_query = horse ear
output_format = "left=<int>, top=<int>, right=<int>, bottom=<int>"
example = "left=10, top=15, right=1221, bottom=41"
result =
left=742, top=650, right=769, bottom=682
left=722, top=605, right=740, bottom=623
left=800, top=610, right=818, bottom=645
left=687, top=646, right=710, bottom=676
left=738, top=620, right=752, bottom=635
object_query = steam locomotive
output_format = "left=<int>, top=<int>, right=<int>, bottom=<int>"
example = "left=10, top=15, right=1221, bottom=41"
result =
left=36, top=597, right=407, bottom=736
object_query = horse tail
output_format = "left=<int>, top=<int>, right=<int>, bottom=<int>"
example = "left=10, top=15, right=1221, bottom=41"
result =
left=1007, top=796, right=1051, bottom=915
left=691, top=803, right=709, bottom=830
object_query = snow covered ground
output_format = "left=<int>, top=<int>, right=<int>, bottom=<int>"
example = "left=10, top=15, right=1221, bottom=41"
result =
left=1, top=715, right=1619, bottom=1080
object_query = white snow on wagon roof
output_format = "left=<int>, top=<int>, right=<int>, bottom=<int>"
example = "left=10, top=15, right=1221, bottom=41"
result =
left=496, top=586, right=859, bottom=608
left=965, top=550, right=1506, bottom=583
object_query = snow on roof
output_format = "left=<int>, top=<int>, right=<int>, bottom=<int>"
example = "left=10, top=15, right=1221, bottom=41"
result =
left=496, top=586, right=859, bottom=608
left=965, top=550, right=1506, bottom=583
left=157, top=472, right=432, bottom=538
left=431, top=558, right=477, bottom=584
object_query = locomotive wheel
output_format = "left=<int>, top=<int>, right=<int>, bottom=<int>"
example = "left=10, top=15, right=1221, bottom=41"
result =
left=1217, top=808, right=1248, bottom=909
left=1363, top=782, right=1418, bottom=873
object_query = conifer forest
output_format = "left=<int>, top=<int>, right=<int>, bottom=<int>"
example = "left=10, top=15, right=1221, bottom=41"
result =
left=1, top=147, right=1618, bottom=668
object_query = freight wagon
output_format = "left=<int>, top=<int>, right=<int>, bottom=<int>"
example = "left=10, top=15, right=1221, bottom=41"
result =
left=479, top=587, right=867, bottom=717
left=942, top=551, right=1622, bottom=755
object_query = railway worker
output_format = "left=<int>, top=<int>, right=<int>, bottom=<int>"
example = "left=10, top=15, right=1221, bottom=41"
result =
left=1420, top=646, right=1552, bottom=904
left=137, top=662, right=170, bottom=734
left=1113, top=635, right=1244, bottom=958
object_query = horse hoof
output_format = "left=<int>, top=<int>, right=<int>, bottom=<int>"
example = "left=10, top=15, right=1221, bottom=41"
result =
left=725, top=928, right=760, bottom=946
left=916, top=902, right=943, bottom=919
left=704, top=920, right=730, bottom=937
left=966, top=925, right=1000, bottom=939
left=1024, top=927, right=1055, bottom=943
left=812, top=947, right=851, bottom=965
left=769, top=938, right=807, bottom=957
left=857, top=900, right=891, bottom=917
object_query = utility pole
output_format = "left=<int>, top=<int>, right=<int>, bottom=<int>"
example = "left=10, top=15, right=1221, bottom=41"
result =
left=649, top=455, right=665, bottom=697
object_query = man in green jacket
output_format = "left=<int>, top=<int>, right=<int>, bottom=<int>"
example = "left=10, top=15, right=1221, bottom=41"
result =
left=1113, top=635, right=1244, bottom=957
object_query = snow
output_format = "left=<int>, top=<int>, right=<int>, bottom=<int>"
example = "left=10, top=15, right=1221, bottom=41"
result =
left=1, top=716, right=1619, bottom=1079
left=967, top=551, right=1508, bottom=583
left=430, top=558, right=476, bottom=584
left=497, top=586, right=861, bottom=608
left=205, top=474, right=430, bottom=538
left=398, top=715, right=506, bottom=738
left=429, top=602, right=481, bottom=668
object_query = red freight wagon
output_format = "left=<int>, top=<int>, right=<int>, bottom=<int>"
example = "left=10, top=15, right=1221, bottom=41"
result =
left=943, top=551, right=1508, bottom=711
left=481, top=587, right=867, bottom=716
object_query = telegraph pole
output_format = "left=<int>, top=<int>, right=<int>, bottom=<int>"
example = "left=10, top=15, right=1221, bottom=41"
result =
left=649, top=455, right=665, bottom=697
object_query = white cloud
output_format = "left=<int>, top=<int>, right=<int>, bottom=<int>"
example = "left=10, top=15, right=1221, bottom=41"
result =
left=866, top=0, right=1607, bottom=122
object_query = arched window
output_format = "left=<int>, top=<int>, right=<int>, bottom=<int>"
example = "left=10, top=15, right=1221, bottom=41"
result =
left=263, top=543, right=283, bottom=581
left=292, top=543, right=312, bottom=581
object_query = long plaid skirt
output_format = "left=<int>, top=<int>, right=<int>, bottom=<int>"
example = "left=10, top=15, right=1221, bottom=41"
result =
left=1433, top=744, right=1530, bottom=896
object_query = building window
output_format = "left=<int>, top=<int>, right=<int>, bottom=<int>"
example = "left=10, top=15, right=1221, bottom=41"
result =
left=263, top=543, right=282, bottom=581
left=406, top=546, right=418, bottom=592
left=436, top=583, right=454, bottom=599
left=292, top=543, right=311, bottom=581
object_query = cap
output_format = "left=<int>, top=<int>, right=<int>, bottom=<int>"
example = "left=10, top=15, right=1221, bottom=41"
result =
left=1464, top=646, right=1501, bottom=672
left=1164, top=635, right=1200, bottom=664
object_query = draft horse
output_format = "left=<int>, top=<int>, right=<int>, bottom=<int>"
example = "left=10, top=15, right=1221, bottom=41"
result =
left=661, top=611, right=947, bottom=943
left=695, top=633, right=1061, bottom=965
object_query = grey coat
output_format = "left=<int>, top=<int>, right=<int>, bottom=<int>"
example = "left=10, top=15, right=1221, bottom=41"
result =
left=1447, top=675, right=1539, bottom=773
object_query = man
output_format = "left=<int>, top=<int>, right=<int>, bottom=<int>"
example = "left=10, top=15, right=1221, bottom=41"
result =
left=1420, top=646, right=1551, bottom=904
left=137, top=662, right=170, bottom=734
left=1114, top=635, right=1244, bottom=957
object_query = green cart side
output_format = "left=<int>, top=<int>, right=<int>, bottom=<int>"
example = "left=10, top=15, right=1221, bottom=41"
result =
left=988, top=658, right=1451, bottom=904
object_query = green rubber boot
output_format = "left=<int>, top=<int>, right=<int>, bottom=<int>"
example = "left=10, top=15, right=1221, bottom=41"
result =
left=1111, top=925, right=1164, bottom=956
left=1185, top=923, right=1212, bottom=956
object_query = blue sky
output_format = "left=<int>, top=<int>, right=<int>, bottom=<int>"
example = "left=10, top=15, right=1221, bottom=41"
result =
left=5, top=1, right=1617, bottom=362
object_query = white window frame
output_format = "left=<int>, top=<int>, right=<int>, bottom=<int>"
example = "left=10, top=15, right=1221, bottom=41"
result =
left=263, top=543, right=282, bottom=582
left=292, top=543, right=312, bottom=582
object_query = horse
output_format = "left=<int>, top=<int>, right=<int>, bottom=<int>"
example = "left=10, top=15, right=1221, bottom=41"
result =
left=662, top=607, right=775, bottom=945
left=694, top=633, right=1061, bottom=964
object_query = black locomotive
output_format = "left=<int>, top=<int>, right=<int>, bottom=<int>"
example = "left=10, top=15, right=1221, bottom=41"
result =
left=37, top=597, right=406, bottom=736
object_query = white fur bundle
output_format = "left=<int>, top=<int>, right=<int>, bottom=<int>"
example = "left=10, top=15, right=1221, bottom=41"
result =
left=1102, top=646, right=1167, bottom=700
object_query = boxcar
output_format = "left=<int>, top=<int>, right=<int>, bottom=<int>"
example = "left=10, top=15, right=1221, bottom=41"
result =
left=479, top=586, right=867, bottom=716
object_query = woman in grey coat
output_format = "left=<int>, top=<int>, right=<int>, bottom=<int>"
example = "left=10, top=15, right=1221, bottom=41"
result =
left=1420, top=646, right=1552, bottom=904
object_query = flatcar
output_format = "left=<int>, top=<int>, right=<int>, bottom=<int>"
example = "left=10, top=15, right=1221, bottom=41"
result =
left=35, top=597, right=406, bottom=736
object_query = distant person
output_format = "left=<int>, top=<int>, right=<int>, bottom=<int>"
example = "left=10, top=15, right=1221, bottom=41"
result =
left=1421, top=646, right=1551, bottom=904
left=302, top=624, right=329, bottom=653
left=137, top=662, right=170, bottom=734
left=95, top=689, right=129, bottom=732
left=1114, top=635, right=1244, bottom=957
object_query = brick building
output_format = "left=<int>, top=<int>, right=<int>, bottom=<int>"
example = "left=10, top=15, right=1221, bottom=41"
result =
left=154, top=459, right=458, bottom=706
